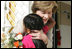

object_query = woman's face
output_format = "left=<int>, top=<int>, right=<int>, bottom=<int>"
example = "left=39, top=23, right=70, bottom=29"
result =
left=36, top=8, right=53, bottom=24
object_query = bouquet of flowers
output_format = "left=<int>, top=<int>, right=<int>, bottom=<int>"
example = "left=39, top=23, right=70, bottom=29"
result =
left=1, top=32, right=23, bottom=48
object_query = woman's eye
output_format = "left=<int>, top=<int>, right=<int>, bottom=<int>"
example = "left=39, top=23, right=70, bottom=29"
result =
left=48, top=12, right=51, bottom=14
left=42, top=12, right=45, bottom=14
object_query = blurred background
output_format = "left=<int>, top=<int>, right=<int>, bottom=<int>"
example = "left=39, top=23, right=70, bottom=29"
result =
left=1, top=1, right=71, bottom=48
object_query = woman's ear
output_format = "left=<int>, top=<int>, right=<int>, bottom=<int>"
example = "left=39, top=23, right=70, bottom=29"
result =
left=27, top=29, right=30, bottom=33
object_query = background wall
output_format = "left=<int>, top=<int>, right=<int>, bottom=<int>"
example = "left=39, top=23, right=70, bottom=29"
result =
left=1, top=1, right=5, bottom=34
left=60, top=1, right=71, bottom=5
left=60, top=25, right=71, bottom=48
left=60, top=2, right=71, bottom=26
left=57, top=1, right=71, bottom=48
left=1, top=1, right=33, bottom=33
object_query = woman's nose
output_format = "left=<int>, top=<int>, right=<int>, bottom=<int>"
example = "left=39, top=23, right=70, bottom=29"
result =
left=43, top=14, right=48, bottom=19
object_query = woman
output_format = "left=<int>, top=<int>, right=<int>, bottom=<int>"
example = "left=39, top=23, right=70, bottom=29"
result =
left=12, top=1, right=58, bottom=48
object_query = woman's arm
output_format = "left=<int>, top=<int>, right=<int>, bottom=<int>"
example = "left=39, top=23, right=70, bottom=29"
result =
left=47, top=17, right=56, bottom=30
left=29, top=29, right=53, bottom=48
left=29, top=30, right=48, bottom=43
left=46, top=17, right=56, bottom=48
left=46, top=28, right=53, bottom=48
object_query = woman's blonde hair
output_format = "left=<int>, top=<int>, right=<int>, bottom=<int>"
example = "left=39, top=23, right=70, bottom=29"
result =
left=31, top=1, right=58, bottom=14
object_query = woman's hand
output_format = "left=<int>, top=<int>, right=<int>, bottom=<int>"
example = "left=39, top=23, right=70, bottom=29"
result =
left=29, top=30, right=48, bottom=43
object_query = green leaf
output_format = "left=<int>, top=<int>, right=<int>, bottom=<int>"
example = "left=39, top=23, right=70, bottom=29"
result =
left=10, top=38, right=15, bottom=41
left=10, top=33, right=13, bottom=36
left=19, top=42, right=23, bottom=46
left=9, top=42, right=14, bottom=47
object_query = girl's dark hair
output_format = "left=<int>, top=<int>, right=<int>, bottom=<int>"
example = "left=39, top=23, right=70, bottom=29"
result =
left=23, top=14, right=44, bottom=30
left=23, top=13, right=46, bottom=48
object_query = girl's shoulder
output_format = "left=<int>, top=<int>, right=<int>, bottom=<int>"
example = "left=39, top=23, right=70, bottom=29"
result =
left=22, top=34, right=35, bottom=48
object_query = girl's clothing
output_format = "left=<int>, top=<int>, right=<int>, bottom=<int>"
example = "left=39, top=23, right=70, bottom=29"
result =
left=22, top=25, right=49, bottom=48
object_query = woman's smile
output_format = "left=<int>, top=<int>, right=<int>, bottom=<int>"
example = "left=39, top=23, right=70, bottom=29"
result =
left=43, top=19, right=48, bottom=24
left=43, top=19, right=47, bottom=21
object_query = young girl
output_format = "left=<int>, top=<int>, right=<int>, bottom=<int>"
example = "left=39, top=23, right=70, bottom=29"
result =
left=22, top=14, right=49, bottom=48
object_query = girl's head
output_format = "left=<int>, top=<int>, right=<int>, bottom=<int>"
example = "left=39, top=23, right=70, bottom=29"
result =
left=23, top=14, right=44, bottom=33
left=23, top=14, right=46, bottom=48
left=31, top=1, right=58, bottom=24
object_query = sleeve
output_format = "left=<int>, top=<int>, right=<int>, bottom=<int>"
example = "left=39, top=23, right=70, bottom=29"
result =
left=42, top=25, right=49, bottom=34
left=12, top=17, right=24, bottom=34
left=46, top=28, right=53, bottom=48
